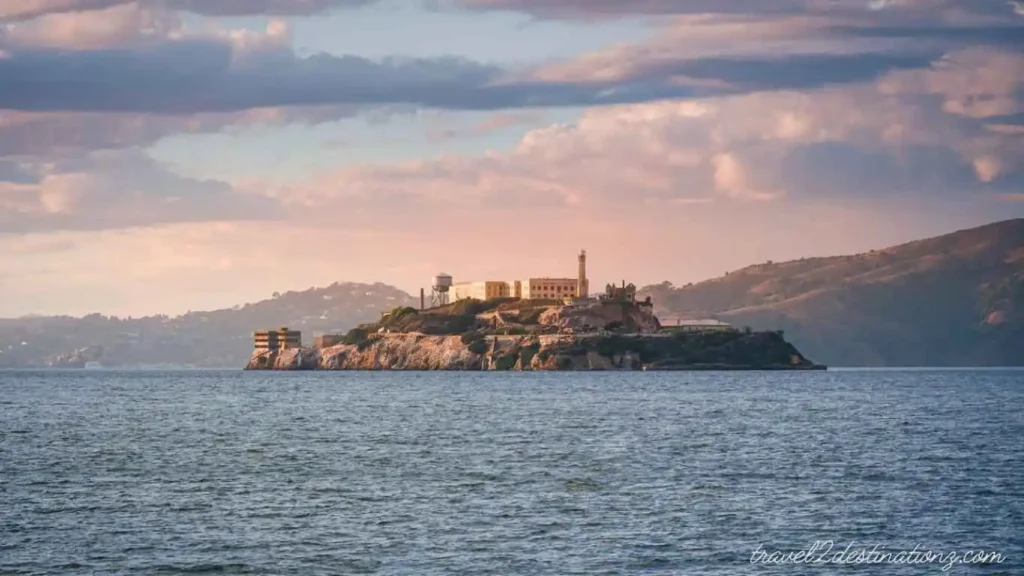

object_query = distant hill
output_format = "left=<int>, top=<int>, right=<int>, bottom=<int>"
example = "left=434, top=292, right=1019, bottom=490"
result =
left=639, top=219, right=1024, bottom=366
left=5, top=220, right=1022, bottom=368
left=0, top=283, right=416, bottom=368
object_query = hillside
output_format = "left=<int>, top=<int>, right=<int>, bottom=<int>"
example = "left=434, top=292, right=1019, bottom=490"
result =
left=0, top=283, right=416, bottom=368
left=639, top=219, right=1024, bottom=366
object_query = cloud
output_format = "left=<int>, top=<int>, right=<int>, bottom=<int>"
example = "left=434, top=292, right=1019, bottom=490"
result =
left=6, top=1, right=1016, bottom=118
left=0, top=0, right=377, bottom=22
left=0, top=39, right=510, bottom=113
left=0, top=0, right=1020, bottom=317
left=0, top=105, right=367, bottom=157
left=0, top=30, right=956, bottom=117
left=0, top=150, right=279, bottom=233
left=528, top=9, right=1023, bottom=84
left=456, top=0, right=1022, bottom=20
left=3, top=38, right=1019, bottom=235
left=260, top=47, right=1024, bottom=217
left=878, top=48, right=1024, bottom=119
left=0, top=3, right=182, bottom=49
left=0, top=0, right=1014, bottom=168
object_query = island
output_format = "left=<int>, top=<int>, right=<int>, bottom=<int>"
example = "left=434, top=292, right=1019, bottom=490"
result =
left=245, top=297, right=825, bottom=371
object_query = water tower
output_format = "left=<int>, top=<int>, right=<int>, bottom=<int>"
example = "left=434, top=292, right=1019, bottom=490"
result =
left=430, top=273, right=453, bottom=307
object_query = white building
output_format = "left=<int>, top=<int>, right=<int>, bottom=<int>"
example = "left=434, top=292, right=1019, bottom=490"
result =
left=659, top=318, right=736, bottom=333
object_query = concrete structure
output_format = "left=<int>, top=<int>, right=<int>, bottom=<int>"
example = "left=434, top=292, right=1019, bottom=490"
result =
left=313, top=334, right=344, bottom=349
left=254, top=327, right=302, bottom=351
left=445, top=250, right=591, bottom=303
left=659, top=318, right=735, bottom=333
left=577, top=249, right=589, bottom=299
left=521, top=277, right=580, bottom=300
left=603, top=280, right=638, bottom=302
left=451, top=280, right=515, bottom=301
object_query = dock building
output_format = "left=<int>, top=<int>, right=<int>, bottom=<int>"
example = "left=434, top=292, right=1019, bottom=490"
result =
left=254, top=327, right=302, bottom=351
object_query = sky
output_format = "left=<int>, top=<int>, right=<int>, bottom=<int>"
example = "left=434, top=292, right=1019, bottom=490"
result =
left=0, top=0, right=1022, bottom=317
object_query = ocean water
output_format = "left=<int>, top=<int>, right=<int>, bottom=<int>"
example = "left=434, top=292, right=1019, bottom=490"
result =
left=1, top=369, right=1021, bottom=576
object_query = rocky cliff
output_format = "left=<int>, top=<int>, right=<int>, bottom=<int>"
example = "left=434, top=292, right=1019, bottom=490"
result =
left=246, top=330, right=824, bottom=371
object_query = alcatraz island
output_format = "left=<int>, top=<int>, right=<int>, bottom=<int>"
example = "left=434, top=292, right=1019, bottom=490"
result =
left=246, top=250, right=825, bottom=371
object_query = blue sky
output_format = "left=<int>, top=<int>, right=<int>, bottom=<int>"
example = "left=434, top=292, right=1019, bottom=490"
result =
left=0, top=0, right=1022, bottom=316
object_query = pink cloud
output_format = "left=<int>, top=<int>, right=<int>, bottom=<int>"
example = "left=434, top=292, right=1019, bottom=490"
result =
left=1, top=3, right=181, bottom=49
left=0, top=0, right=375, bottom=22
left=267, top=49, right=1023, bottom=217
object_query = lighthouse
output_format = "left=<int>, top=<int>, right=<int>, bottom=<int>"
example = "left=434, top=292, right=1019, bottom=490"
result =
left=577, top=249, right=589, bottom=298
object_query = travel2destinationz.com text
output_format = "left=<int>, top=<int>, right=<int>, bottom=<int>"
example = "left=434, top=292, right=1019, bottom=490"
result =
left=750, top=540, right=1007, bottom=572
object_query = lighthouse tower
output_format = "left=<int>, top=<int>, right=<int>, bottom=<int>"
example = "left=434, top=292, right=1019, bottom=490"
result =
left=577, top=249, right=589, bottom=298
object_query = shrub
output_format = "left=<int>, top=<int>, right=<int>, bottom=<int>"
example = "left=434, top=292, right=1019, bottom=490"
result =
left=448, top=297, right=516, bottom=317
left=467, top=338, right=489, bottom=355
left=461, top=330, right=480, bottom=345
left=519, top=308, right=545, bottom=325
left=389, top=306, right=418, bottom=319
left=343, top=327, right=370, bottom=346
left=494, top=350, right=519, bottom=371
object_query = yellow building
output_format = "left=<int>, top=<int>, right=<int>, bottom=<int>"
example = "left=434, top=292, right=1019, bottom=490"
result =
left=447, top=249, right=590, bottom=302
left=520, top=249, right=589, bottom=300
left=520, top=278, right=580, bottom=300
left=451, top=281, right=515, bottom=301
left=254, top=327, right=302, bottom=351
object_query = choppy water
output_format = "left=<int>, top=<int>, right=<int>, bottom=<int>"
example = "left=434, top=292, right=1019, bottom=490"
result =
left=1, top=369, right=1022, bottom=575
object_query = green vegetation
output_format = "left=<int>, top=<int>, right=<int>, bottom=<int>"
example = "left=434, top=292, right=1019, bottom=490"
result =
left=343, top=327, right=370, bottom=345
left=535, top=329, right=812, bottom=369
left=518, top=308, right=546, bottom=325
left=493, top=346, right=520, bottom=371
left=387, top=306, right=418, bottom=319
left=341, top=326, right=379, bottom=351
left=467, top=338, right=488, bottom=355
left=377, top=297, right=523, bottom=336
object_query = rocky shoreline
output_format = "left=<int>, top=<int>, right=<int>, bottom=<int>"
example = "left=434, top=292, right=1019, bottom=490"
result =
left=245, top=332, right=826, bottom=371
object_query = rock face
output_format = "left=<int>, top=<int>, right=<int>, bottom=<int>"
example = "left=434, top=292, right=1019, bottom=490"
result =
left=538, top=301, right=660, bottom=333
left=245, top=331, right=825, bottom=371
